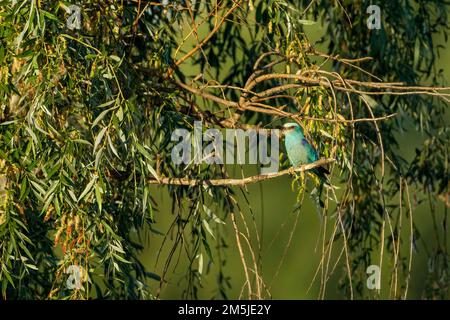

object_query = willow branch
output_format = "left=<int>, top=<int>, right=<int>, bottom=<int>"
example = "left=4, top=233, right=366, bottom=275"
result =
left=172, top=1, right=239, bottom=69
left=147, top=158, right=335, bottom=186
left=175, top=79, right=239, bottom=107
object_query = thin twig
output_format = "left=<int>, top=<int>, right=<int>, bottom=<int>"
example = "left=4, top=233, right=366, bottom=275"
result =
left=148, top=158, right=335, bottom=186
left=171, top=1, right=239, bottom=70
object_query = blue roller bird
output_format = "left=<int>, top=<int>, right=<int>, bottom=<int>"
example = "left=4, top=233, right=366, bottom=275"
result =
left=282, top=122, right=329, bottom=182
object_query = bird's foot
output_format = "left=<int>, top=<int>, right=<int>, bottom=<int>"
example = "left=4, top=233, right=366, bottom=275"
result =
left=288, top=167, right=296, bottom=176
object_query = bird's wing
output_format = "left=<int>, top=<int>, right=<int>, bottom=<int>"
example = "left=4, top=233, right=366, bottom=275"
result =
left=301, top=138, right=319, bottom=162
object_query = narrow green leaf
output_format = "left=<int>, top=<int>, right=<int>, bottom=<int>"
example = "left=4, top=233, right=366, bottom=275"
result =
left=95, top=184, right=102, bottom=212
left=30, top=180, right=46, bottom=196
left=92, top=107, right=116, bottom=128
left=67, top=189, right=77, bottom=203
left=203, top=220, right=215, bottom=239
left=135, top=143, right=152, bottom=161
left=109, top=55, right=121, bottom=62
left=97, top=100, right=116, bottom=109
left=93, top=127, right=107, bottom=152
left=107, top=134, right=120, bottom=159
left=78, top=177, right=97, bottom=202
left=298, top=19, right=317, bottom=25
left=44, top=181, right=59, bottom=201
left=198, top=253, right=203, bottom=275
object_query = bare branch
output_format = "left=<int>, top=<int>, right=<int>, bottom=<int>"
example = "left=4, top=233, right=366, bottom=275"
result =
left=147, top=158, right=335, bottom=186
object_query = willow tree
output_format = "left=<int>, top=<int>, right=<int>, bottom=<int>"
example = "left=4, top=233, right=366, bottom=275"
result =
left=0, top=0, right=448, bottom=299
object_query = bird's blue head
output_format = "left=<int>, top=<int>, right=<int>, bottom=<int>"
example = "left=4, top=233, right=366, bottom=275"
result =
left=282, top=122, right=304, bottom=138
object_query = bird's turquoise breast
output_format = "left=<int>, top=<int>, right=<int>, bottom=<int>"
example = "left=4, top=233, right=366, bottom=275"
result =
left=285, top=133, right=311, bottom=167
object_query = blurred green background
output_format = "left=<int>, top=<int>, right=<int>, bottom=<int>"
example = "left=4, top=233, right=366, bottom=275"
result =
left=140, top=20, right=449, bottom=300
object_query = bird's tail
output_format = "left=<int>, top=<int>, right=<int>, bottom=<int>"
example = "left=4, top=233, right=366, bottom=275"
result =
left=311, top=166, right=331, bottom=212
left=312, top=166, right=330, bottom=184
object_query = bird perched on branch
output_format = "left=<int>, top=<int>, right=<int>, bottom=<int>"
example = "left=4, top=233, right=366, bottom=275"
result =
left=282, top=122, right=330, bottom=179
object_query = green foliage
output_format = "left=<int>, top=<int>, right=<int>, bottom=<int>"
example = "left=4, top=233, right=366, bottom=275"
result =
left=301, top=0, right=449, bottom=298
